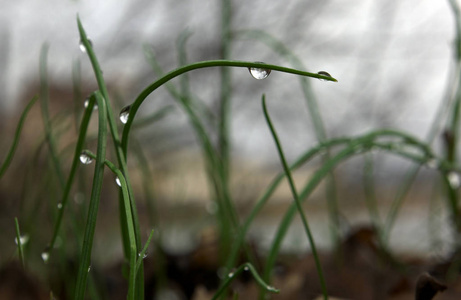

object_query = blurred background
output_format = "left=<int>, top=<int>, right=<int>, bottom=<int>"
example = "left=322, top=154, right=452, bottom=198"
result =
left=0, top=0, right=458, bottom=267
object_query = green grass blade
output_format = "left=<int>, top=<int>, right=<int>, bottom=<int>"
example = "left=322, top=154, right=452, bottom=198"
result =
left=77, top=16, right=144, bottom=297
left=14, top=217, right=25, bottom=269
left=102, top=159, right=137, bottom=300
left=79, top=149, right=141, bottom=300
left=212, top=263, right=279, bottom=300
left=47, top=95, right=96, bottom=256
left=74, top=91, right=107, bottom=300
left=0, top=95, right=38, bottom=179
left=262, top=95, right=328, bottom=300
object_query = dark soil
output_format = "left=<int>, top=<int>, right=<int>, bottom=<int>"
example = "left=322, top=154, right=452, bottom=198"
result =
left=3, top=226, right=461, bottom=300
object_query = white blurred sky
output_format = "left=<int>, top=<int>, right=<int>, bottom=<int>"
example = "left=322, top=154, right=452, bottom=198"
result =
left=0, top=0, right=457, bottom=164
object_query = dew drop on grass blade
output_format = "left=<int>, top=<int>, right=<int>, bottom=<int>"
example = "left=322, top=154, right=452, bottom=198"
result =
left=120, top=105, right=131, bottom=124
left=79, top=151, right=93, bottom=165
left=248, top=62, right=271, bottom=80
left=79, top=38, right=93, bottom=53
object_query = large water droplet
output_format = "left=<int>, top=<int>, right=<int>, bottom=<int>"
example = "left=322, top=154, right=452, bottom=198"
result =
left=79, top=152, right=94, bottom=165
left=41, top=251, right=50, bottom=263
left=79, top=39, right=93, bottom=53
left=88, top=266, right=91, bottom=272
left=248, top=62, right=271, bottom=80
left=448, top=172, right=460, bottom=189
left=227, top=272, right=234, bottom=278
left=266, top=285, right=278, bottom=293
left=138, top=252, right=148, bottom=259
left=15, top=235, right=29, bottom=246
left=57, top=203, right=63, bottom=210
left=119, top=105, right=131, bottom=124
left=243, top=266, right=249, bottom=272
left=317, top=71, right=332, bottom=81
left=115, top=176, right=122, bottom=187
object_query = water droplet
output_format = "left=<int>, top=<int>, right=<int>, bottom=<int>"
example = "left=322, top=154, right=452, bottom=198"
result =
left=115, top=176, right=122, bottom=187
left=248, top=62, right=271, bottom=80
left=57, top=203, right=63, bottom=209
left=88, top=266, right=91, bottom=272
left=448, top=172, right=460, bottom=189
left=266, top=285, right=278, bottom=293
left=317, top=71, right=332, bottom=81
left=228, top=272, right=234, bottom=278
left=243, top=266, right=249, bottom=272
left=79, top=38, right=93, bottom=53
left=138, top=252, right=148, bottom=259
left=14, top=235, right=29, bottom=246
left=79, top=152, right=94, bottom=165
left=119, top=105, right=131, bottom=124
left=41, top=251, right=50, bottom=263
left=84, top=98, right=97, bottom=111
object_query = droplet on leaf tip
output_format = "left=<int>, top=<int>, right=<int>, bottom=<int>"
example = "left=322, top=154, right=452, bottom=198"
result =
left=317, top=71, right=332, bottom=81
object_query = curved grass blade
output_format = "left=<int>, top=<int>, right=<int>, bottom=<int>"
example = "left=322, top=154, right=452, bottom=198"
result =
left=74, top=91, right=107, bottom=300
left=262, top=95, right=328, bottom=300
left=121, top=60, right=337, bottom=155
left=212, top=263, right=279, bottom=300
left=0, top=95, right=38, bottom=179
left=121, top=57, right=337, bottom=261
